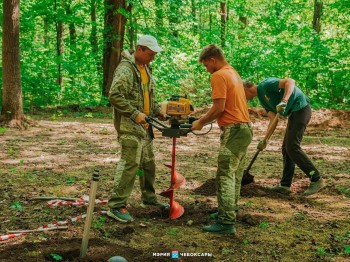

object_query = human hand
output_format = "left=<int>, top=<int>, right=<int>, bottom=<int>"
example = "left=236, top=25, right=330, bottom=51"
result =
left=257, top=140, right=267, bottom=151
left=276, top=101, right=287, bottom=113
left=191, top=119, right=204, bottom=131
left=135, top=112, right=147, bottom=124
left=157, top=113, right=167, bottom=121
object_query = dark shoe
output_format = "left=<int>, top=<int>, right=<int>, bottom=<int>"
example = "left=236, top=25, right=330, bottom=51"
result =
left=209, top=212, right=218, bottom=219
left=268, top=184, right=291, bottom=194
left=203, top=222, right=236, bottom=234
left=303, top=179, right=325, bottom=195
left=140, top=201, right=169, bottom=209
left=107, top=207, right=134, bottom=222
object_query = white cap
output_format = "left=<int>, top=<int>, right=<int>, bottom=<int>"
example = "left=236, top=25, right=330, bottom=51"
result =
left=137, top=35, right=163, bottom=53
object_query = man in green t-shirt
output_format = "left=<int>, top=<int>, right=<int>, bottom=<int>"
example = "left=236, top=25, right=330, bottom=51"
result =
left=243, top=77, right=325, bottom=195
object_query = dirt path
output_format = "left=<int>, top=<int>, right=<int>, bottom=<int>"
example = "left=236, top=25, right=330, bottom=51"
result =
left=0, top=109, right=349, bottom=261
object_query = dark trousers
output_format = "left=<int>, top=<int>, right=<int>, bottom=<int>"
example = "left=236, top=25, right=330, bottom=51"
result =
left=280, top=104, right=320, bottom=187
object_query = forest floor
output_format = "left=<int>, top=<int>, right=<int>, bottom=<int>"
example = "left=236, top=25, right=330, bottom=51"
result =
left=0, top=107, right=349, bottom=262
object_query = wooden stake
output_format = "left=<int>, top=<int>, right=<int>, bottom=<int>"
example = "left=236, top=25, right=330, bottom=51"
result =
left=80, top=170, right=100, bottom=258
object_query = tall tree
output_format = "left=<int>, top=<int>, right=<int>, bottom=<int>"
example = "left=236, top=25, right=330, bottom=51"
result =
left=168, top=0, right=180, bottom=38
left=313, top=0, right=323, bottom=33
left=1, top=0, right=25, bottom=128
left=220, top=1, right=227, bottom=46
left=90, top=0, right=98, bottom=54
left=102, top=0, right=130, bottom=97
left=64, top=0, right=77, bottom=49
left=54, top=0, right=64, bottom=88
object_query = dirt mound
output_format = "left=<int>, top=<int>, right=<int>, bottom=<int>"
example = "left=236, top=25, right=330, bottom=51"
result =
left=309, top=109, right=350, bottom=128
left=192, top=178, right=216, bottom=196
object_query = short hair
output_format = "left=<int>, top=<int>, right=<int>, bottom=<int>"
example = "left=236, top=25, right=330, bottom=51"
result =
left=198, top=44, right=226, bottom=62
left=243, top=80, right=255, bottom=88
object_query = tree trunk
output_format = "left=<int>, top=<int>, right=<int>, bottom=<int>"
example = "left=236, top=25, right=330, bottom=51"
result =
left=102, top=0, right=130, bottom=97
left=54, top=0, right=64, bottom=88
left=168, top=0, right=181, bottom=38
left=128, top=2, right=135, bottom=50
left=90, top=0, right=98, bottom=54
left=220, top=1, right=227, bottom=47
left=239, top=16, right=247, bottom=28
left=190, top=0, right=198, bottom=34
left=1, top=0, right=25, bottom=128
left=155, top=0, right=164, bottom=28
left=313, top=0, right=323, bottom=33
left=64, top=1, right=77, bottom=49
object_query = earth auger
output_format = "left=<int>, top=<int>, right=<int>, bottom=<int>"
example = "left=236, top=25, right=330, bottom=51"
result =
left=145, top=95, right=195, bottom=219
left=146, top=115, right=194, bottom=220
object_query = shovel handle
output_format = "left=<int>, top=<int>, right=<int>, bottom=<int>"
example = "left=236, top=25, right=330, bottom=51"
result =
left=263, top=113, right=279, bottom=142
left=245, top=150, right=261, bottom=173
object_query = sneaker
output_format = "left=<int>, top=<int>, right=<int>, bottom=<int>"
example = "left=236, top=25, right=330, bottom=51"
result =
left=209, top=212, right=218, bottom=219
left=203, top=222, right=236, bottom=234
left=303, top=178, right=325, bottom=196
left=268, top=184, right=291, bottom=194
left=140, top=201, right=170, bottom=209
left=107, top=207, right=134, bottom=222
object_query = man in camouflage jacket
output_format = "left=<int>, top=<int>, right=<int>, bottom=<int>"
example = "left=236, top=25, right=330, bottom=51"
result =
left=107, top=35, right=168, bottom=223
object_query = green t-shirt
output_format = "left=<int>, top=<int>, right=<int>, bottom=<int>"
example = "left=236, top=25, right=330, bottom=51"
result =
left=257, top=77, right=309, bottom=116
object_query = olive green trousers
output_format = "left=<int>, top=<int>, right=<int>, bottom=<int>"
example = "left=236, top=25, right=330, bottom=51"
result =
left=217, top=123, right=253, bottom=224
left=108, top=133, right=158, bottom=209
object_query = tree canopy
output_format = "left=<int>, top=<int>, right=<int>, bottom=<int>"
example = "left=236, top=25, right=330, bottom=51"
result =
left=0, top=0, right=349, bottom=112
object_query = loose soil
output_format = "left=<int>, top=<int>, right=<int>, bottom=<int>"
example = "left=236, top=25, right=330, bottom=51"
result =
left=0, top=108, right=349, bottom=262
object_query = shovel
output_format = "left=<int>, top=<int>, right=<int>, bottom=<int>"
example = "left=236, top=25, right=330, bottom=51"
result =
left=242, top=113, right=280, bottom=185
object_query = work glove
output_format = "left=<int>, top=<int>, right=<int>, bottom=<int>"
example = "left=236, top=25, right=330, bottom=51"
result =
left=276, top=101, right=287, bottom=114
left=257, top=140, right=267, bottom=151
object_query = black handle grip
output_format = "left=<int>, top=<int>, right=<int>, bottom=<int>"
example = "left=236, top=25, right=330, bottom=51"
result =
left=179, top=124, right=192, bottom=129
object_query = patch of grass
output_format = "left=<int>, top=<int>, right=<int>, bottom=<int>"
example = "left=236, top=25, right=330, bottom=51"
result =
left=10, top=201, right=23, bottom=212
left=303, top=136, right=350, bottom=147
left=0, top=127, right=8, bottom=135
left=94, top=216, right=107, bottom=229
left=336, top=186, right=350, bottom=198
left=259, top=221, right=269, bottom=228
left=50, top=253, right=63, bottom=261
left=7, top=147, right=18, bottom=156
left=168, top=229, right=178, bottom=236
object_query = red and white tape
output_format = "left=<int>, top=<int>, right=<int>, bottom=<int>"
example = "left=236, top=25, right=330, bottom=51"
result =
left=0, top=233, right=28, bottom=241
left=47, top=195, right=108, bottom=207
left=0, top=211, right=107, bottom=242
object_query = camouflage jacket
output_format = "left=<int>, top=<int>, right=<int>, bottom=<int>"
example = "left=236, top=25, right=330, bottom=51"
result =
left=109, top=49, right=160, bottom=138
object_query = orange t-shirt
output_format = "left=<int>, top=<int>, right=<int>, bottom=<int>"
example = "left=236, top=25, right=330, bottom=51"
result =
left=211, top=66, right=250, bottom=127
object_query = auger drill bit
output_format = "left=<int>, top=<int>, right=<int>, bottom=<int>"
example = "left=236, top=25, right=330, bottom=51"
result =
left=160, top=137, right=185, bottom=219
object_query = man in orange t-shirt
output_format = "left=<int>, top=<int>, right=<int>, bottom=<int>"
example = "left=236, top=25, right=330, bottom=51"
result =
left=192, top=44, right=253, bottom=234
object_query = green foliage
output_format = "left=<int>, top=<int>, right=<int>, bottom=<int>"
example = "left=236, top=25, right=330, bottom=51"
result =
left=0, top=0, right=349, bottom=110
left=168, top=228, right=178, bottom=236
left=10, top=202, right=23, bottom=212
left=50, top=253, right=63, bottom=261
left=259, top=221, right=269, bottom=228
left=94, top=216, right=107, bottom=229
left=0, top=127, right=7, bottom=135
left=65, top=177, right=75, bottom=184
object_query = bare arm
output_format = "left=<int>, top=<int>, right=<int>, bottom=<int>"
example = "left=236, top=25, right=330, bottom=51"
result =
left=278, top=78, right=295, bottom=102
left=192, top=98, right=225, bottom=130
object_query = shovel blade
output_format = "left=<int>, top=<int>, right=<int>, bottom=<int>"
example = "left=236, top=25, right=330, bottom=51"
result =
left=242, top=171, right=255, bottom=186
left=170, top=201, right=184, bottom=220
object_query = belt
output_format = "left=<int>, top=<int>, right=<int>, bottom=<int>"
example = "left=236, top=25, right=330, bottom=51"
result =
left=220, top=122, right=252, bottom=131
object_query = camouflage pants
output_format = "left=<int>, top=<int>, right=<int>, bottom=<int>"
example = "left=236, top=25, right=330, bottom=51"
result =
left=217, top=123, right=253, bottom=224
left=108, top=133, right=158, bottom=209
